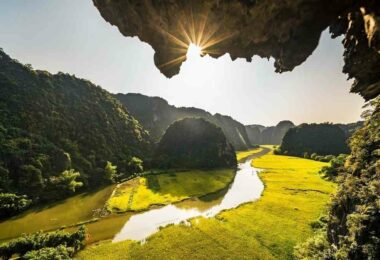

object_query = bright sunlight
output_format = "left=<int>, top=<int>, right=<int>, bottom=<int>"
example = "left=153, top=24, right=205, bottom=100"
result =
left=187, top=43, right=203, bottom=59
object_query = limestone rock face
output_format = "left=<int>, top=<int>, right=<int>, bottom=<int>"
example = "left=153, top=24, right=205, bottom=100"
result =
left=245, top=121, right=294, bottom=145
left=93, top=0, right=379, bottom=100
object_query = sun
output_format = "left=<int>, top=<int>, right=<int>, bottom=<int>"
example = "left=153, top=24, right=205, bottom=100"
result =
left=187, top=43, right=203, bottom=59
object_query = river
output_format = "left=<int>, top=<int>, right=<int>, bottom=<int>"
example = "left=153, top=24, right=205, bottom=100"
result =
left=112, top=147, right=269, bottom=242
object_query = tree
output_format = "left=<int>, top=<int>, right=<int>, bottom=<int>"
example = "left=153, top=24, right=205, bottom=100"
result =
left=50, top=169, right=83, bottom=193
left=127, top=157, right=143, bottom=173
left=320, top=154, right=347, bottom=181
left=104, top=161, right=117, bottom=183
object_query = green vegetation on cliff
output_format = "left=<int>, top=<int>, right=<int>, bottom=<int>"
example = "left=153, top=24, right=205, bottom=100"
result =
left=296, top=97, right=380, bottom=259
left=115, top=93, right=252, bottom=150
left=278, top=123, right=350, bottom=156
left=152, top=118, right=237, bottom=169
left=0, top=49, right=150, bottom=216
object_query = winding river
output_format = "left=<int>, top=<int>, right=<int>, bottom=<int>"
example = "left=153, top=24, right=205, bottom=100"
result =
left=113, top=147, right=269, bottom=242
left=0, top=148, right=270, bottom=244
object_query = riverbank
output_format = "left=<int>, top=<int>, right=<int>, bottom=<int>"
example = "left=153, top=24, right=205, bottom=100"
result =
left=0, top=161, right=238, bottom=243
left=0, top=185, right=115, bottom=242
left=107, top=169, right=236, bottom=213
left=78, top=146, right=336, bottom=259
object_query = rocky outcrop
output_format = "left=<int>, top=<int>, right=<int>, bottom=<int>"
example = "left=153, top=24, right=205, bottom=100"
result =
left=115, top=93, right=252, bottom=150
left=245, top=125, right=262, bottom=145
left=93, top=0, right=380, bottom=100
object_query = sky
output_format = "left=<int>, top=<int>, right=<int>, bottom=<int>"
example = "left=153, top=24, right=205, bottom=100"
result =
left=0, top=0, right=365, bottom=126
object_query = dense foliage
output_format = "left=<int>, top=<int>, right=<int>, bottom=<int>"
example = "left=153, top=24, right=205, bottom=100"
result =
left=0, top=226, right=86, bottom=259
left=336, top=121, right=364, bottom=137
left=296, top=97, right=380, bottom=259
left=278, top=123, right=350, bottom=156
left=0, top=193, right=31, bottom=219
left=152, top=118, right=237, bottom=169
left=309, top=153, right=335, bottom=162
left=319, top=154, right=347, bottom=181
left=0, top=49, right=150, bottom=216
left=115, top=93, right=253, bottom=150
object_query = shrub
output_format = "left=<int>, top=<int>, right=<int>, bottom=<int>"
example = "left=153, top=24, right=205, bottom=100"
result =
left=23, top=245, right=74, bottom=260
left=104, top=161, right=117, bottom=183
left=320, top=154, right=347, bottom=181
left=273, top=147, right=281, bottom=155
left=0, top=226, right=86, bottom=259
left=0, top=193, right=32, bottom=219
left=127, top=157, right=144, bottom=173
left=294, top=231, right=334, bottom=259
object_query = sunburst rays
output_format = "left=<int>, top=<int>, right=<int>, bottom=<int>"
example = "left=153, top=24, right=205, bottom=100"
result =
left=155, top=4, right=234, bottom=70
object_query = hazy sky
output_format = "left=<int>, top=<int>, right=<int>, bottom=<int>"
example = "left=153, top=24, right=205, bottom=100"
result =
left=0, top=0, right=364, bottom=126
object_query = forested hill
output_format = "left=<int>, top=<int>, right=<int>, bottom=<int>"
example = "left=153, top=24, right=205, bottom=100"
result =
left=153, top=118, right=237, bottom=169
left=0, top=49, right=150, bottom=205
left=115, top=93, right=252, bottom=150
left=245, top=121, right=362, bottom=145
left=279, top=123, right=350, bottom=156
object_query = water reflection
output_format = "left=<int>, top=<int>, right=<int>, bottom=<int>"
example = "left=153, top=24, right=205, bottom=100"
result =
left=113, top=158, right=264, bottom=242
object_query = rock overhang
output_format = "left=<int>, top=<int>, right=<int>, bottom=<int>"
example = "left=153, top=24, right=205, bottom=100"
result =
left=93, top=0, right=380, bottom=100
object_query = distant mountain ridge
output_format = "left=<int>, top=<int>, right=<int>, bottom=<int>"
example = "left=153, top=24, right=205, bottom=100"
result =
left=245, top=121, right=363, bottom=145
left=245, top=121, right=295, bottom=145
left=115, top=93, right=253, bottom=150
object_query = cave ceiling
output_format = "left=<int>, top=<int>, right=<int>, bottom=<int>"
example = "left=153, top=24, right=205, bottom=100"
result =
left=93, top=0, right=380, bottom=100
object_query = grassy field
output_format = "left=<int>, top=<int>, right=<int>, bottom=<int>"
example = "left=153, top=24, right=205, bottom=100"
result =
left=78, top=148, right=336, bottom=259
left=236, top=147, right=263, bottom=161
left=107, top=169, right=236, bottom=212
left=0, top=185, right=115, bottom=242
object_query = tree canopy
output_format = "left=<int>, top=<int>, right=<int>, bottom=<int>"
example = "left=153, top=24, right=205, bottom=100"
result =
left=152, top=118, right=237, bottom=169
left=278, top=123, right=350, bottom=156
left=0, top=49, right=151, bottom=216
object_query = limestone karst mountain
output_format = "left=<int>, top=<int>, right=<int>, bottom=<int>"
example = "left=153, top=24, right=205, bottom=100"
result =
left=245, top=121, right=295, bottom=145
left=0, top=49, right=150, bottom=205
left=115, top=93, right=253, bottom=150
left=152, top=118, right=237, bottom=169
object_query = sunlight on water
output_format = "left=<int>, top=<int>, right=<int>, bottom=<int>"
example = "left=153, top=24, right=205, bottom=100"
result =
left=113, top=159, right=264, bottom=242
